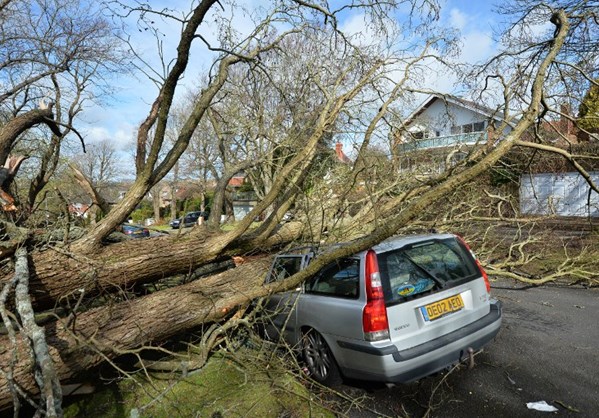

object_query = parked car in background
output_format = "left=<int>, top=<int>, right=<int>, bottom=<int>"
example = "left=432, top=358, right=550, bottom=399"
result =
left=119, top=223, right=150, bottom=238
left=262, top=233, right=502, bottom=386
left=170, top=211, right=209, bottom=229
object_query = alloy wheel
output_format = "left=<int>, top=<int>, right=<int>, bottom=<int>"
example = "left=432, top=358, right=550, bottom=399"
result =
left=302, top=330, right=336, bottom=383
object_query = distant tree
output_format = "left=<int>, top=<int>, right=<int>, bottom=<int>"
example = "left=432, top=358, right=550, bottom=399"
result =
left=578, top=79, right=599, bottom=136
left=75, top=140, right=121, bottom=189
left=0, top=0, right=127, bottom=219
left=67, top=139, right=122, bottom=221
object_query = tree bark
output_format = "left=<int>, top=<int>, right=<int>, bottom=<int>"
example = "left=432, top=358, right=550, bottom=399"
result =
left=0, top=258, right=272, bottom=412
left=0, top=108, right=61, bottom=165
left=13, top=248, right=62, bottom=417
left=152, top=185, right=161, bottom=223
left=0, top=222, right=302, bottom=309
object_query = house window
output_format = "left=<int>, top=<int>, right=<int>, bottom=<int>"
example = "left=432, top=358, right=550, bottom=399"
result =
left=412, top=131, right=425, bottom=140
left=473, top=121, right=486, bottom=132
left=411, top=129, right=436, bottom=140
left=450, top=121, right=486, bottom=135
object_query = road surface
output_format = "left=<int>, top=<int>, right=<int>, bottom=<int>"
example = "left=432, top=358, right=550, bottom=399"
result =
left=344, top=279, right=599, bottom=417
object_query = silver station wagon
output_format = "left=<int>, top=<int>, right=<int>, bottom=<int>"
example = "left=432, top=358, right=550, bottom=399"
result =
left=263, top=233, right=502, bottom=385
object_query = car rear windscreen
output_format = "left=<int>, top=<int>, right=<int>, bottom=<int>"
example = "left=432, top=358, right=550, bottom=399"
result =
left=377, top=238, right=480, bottom=304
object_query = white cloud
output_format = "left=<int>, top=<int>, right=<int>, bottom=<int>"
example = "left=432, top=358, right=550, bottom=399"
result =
left=460, top=30, right=494, bottom=64
left=83, top=126, right=111, bottom=142
left=449, top=8, right=468, bottom=30
left=340, top=12, right=366, bottom=36
left=81, top=124, right=134, bottom=149
left=339, top=12, right=378, bottom=46
left=412, top=5, right=496, bottom=95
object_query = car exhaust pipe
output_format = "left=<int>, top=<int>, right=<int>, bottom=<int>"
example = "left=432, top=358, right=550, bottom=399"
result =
left=467, top=347, right=475, bottom=369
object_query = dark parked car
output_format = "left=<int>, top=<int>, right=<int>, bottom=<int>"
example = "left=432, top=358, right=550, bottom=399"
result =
left=119, top=223, right=150, bottom=238
left=262, top=233, right=502, bottom=385
left=170, top=211, right=209, bottom=229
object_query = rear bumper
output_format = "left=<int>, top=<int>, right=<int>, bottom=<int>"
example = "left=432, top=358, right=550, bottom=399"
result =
left=337, top=300, right=502, bottom=383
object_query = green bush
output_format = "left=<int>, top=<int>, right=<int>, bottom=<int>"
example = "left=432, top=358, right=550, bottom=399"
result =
left=130, top=201, right=153, bottom=223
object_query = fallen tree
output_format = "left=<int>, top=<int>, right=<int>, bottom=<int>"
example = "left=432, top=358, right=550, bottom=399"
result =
left=0, top=257, right=273, bottom=412
left=0, top=221, right=304, bottom=309
left=1, top=0, right=597, bottom=415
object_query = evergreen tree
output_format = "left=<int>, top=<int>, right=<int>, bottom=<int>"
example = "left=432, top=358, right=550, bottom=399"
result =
left=578, top=80, right=599, bottom=133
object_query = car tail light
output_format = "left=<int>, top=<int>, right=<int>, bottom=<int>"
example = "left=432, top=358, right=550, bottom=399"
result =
left=455, top=235, right=491, bottom=293
left=363, top=249, right=390, bottom=341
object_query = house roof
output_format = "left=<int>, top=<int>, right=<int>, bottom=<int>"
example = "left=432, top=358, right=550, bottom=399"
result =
left=228, top=176, right=245, bottom=187
left=68, top=203, right=90, bottom=217
left=402, top=93, right=509, bottom=129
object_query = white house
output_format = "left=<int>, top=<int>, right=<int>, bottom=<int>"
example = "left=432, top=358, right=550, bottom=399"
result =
left=398, top=94, right=599, bottom=217
left=396, top=94, right=514, bottom=172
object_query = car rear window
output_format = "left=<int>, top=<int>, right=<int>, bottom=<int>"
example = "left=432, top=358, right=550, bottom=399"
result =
left=377, top=238, right=479, bottom=304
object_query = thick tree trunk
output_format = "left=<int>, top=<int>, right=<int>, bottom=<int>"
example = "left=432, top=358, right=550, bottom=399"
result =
left=152, top=185, right=161, bottom=223
left=0, top=258, right=272, bottom=412
left=0, top=222, right=302, bottom=309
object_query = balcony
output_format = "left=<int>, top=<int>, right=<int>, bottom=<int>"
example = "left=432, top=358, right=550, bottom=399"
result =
left=398, top=132, right=486, bottom=153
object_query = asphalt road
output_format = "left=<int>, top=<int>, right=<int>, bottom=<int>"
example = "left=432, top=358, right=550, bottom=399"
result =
left=344, top=279, right=599, bottom=417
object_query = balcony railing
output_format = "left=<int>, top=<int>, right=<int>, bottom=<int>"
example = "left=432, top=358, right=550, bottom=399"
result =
left=398, top=132, right=486, bottom=153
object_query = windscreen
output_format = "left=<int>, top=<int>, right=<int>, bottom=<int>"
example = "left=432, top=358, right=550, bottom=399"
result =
left=377, top=238, right=479, bottom=304
left=266, top=256, right=304, bottom=283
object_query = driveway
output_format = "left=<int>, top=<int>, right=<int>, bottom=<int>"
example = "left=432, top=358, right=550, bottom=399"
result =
left=344, top=279, right=599, bottom=417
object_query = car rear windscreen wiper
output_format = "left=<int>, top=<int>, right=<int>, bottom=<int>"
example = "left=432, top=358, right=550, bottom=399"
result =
left=403, top=253, right=446, bottom=289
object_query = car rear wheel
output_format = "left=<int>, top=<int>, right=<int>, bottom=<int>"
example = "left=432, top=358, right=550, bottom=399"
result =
left=301, top=329, right=342, bottom=386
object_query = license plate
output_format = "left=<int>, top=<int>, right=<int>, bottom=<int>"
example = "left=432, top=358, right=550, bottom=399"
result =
left=420, top=294, right=464, bottom=321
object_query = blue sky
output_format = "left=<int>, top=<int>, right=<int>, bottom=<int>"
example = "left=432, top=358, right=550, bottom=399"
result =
left=77, top=0, right=504, bottom=153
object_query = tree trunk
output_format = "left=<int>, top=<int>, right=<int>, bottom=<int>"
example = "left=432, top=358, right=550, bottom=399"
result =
left=0, top=222, right=302, bottom=309
left=0, top=258, right=272, bottom=412
left=0, top=108, right=61, bottom=165
left=152, top=185, right=161, bottom=223
left=170, top=162, right=179, bottom=220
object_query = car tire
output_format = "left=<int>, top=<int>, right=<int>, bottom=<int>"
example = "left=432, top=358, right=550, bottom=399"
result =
left=301, top=329, right=342, bottom=386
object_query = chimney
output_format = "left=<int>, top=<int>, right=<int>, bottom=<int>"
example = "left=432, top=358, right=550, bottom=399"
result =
left=335, top=142, right=343, bottom=159
left=334, top=142, right=352, bottom=163
left=560, top=103, right=573, bottom=135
